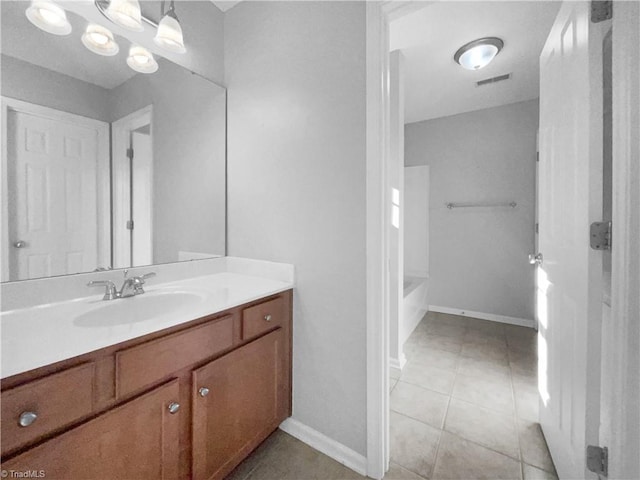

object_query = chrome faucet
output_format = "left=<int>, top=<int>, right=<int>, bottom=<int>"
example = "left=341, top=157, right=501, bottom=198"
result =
left=88, top=270, right=156, bottom=300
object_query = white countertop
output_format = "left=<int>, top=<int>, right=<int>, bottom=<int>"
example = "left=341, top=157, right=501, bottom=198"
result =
left=1, top=272, right=293, bottom=379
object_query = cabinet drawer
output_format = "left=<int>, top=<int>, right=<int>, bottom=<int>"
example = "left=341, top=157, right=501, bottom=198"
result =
left=242, top=296, right=288, bottom=340
left=1, top=362, right=95, bottom=455
left=116, top=316, right=234, bottom=397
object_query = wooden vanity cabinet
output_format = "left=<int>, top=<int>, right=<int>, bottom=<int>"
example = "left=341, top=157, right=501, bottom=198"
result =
left=0, top=290, right=292, bottom=480
left=1, top=380, right=181, bottom=480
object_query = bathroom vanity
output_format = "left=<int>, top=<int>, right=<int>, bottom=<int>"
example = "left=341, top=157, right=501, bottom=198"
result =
left=0, top=272, right=293, bottom=480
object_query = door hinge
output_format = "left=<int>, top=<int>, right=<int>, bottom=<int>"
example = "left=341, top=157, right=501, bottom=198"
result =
left=586, top=445, right=608, bottom=477
left=126, top=220, right=134, bottom=230
left=126, top=148, right=134, bottom=160
left=590, top=221, right=612, bottom=250
left=535, top=222, right=539, bottom=234
left=591, top=0, right=613, bottom=23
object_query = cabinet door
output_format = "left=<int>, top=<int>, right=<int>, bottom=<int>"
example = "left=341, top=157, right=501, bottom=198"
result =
left=192, top=329, right=286, bottom=480
left=1, top=380, right=180, bottom=480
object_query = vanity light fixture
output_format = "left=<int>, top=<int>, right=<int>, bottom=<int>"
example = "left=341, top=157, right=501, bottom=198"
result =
left=82, top=24, right=119, bottom=56
left=25, top=0, right=72, bottom=36
left=454, top=37, right=504, bottom=71
left=104, top=0, right=143, bottom=32
left=154, top=1, right=186, bottom=54
left=127, top=45, right=159, bottom=74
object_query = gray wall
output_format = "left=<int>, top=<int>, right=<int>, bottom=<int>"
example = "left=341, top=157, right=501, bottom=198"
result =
left=109, top=60, right=226, bottom=263
left=405, top=99, right=538, bottom=321
left=1, top=55, right=110, bottom=121
left=225, top=1, right=368, bottom=456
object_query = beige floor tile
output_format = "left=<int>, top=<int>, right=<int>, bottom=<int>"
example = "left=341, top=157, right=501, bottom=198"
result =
left=522, top=463, right=558, bottom=480
left=226, top=430, right=284, bottom=480
left=422, top=334, right=464, bottom=354
left=457, top=355, right=512, bottom=380
left=410, top=347, right=460, bottom=372
left=461, top=341, right=510, bottom=364
left=452, top=372, right=515, bottom=415
left=400, top=361, right=457, bottom=395
left=391, top=381, right=450, bottom=429
left=245, top=431, right=364, bottom=480
left=513, top=376, right=539, bottom=422
left=464, top=328, right=508, bottom=346
left=518, top=420, right=556, bottom=473
left=427, top=313, right=470, bottom=327
left=444, top=398, right=520, bottom=460
left=432, top=431, right=522, bottom=480
left=383, top=462, right=428, bottom=480
left=466, top=318, right=506, bottom=335
left=391, top=367, right=402, bottom=380
left=425, top=322, right=467, bottom=339
left=390, top=411, right=441, bottom=478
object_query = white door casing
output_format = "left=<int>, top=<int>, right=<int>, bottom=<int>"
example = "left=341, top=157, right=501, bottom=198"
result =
left=537, top=2, right=607, bottom=478
left=131, top=130, right=153, bottom=267
left=1, top=98, right=109, bottom=281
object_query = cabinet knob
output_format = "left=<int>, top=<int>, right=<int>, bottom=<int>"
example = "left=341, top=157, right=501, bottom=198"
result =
left=167, top=402, right=180, bottom=414
left=264, top=314, right=272, bottom=322
left=18, top=411, right=38, bottom=427
left=199, top=387, right=210, bottom=397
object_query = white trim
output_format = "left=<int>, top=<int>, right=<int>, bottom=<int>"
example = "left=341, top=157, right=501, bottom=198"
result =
left=366, top=2, right=391, bottom=479
left=279, top=418, right=367, bottom=477
left=428, top=305, right=536, bottom=329
left=389, top=353, right=407, bottom=374
left=111, top=105, right=153, bottom=268
left=0, top=96, right=110, bottom=281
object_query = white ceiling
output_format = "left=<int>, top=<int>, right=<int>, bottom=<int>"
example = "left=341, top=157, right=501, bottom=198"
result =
left=1, top=1, right=136, bottom=90
left=390, top=1, right=561, bottom=124
left=211, top=1, right=243, bottom=12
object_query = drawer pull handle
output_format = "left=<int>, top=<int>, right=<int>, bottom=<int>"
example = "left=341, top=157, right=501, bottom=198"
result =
left=264, top=314, right=272, bottom=322
left=168, top=402, right=180, bottom=414
left=18, top=411, right=38, bottom=427
left=199, top=387, right=210, bottom=397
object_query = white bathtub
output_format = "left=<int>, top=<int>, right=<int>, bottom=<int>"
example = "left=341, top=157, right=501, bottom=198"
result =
left=402, top=275, right=429, bottom=346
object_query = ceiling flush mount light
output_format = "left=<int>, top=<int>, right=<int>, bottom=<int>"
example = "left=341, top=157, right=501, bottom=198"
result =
left=25, top=0, right=72, bottom=36
left=105, top=0, right=143, bottom=32
left=154, top=1, right=186, bottom=54
left=82, top=24, right=119, bottom=56
left=127, top=45, right=158, bottom=74
left=454, top=37, right=504, bottom=71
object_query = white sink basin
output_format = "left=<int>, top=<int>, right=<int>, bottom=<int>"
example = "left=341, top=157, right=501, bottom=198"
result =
left=74, top=290, right=207, bottom=327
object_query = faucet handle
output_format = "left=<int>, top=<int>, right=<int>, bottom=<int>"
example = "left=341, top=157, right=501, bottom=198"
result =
left=140, top=272, right=156, bottom=281
left=87, top=280, right=117, bottom=300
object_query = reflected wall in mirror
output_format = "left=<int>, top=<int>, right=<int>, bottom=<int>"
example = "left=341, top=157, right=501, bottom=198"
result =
left=1, top=1, right=226, bottom=282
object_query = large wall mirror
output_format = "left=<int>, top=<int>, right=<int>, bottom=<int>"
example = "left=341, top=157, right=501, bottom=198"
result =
left=1, top=1, right=226, bottom=283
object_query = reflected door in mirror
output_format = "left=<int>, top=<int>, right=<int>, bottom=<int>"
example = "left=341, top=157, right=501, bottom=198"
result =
left=6, top=109, right=108, bottom=281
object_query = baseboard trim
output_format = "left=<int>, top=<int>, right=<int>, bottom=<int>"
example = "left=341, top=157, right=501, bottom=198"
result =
left=279, top=417, right=367, bottom=476
left=389, top=353, right=407, bottom=374
left=428, top=305, right=536, bottom=329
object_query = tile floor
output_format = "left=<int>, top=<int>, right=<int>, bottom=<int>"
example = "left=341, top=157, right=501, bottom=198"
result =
left=227, top=312, right=557, bottom=480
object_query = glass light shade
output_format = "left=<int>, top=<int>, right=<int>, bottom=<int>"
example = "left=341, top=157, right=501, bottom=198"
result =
left=454, top=37, right=504, bottom=71
left=25, top=0, right=72, bottom=36
left=81, top=24, right=119, bottom=56
left=127, top=45, right=158, bottom=74
left=105, top=0, right=143, bottom=32
left=154, top=12, right=186, bottom=54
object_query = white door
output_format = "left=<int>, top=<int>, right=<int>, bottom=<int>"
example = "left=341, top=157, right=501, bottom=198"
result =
left=131, top=130, right=153, bottom=266
left=538, top=2, right=608, bottom=478
left=7, top=110, right=100, bottom=280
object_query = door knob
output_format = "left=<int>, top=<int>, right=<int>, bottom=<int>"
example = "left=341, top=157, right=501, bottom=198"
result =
left=167, top=402, right=180, bottom=414
left=13, top=240, right=27, bottom=248
left=18, top=411, right=38, bottom=427
left=199, top=387, right=210, bottom=397
left=529, top=253, right=543, bottom=265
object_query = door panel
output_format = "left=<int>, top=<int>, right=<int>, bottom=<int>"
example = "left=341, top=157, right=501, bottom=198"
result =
left=538, top=2, right=604, bottom=478
left=7, top=111, right=100, bottom=280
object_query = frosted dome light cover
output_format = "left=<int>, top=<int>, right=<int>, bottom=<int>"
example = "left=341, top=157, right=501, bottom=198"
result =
left=81, top=24, right=119, bottom=56
left=127, top=45, right=158, bottom=74
left=154, top=10, right=186, bottom=54
left=454, top=37, right=504, bottom=70
left=25, top=0, right=72, bottom=36
left=106, top=0, right=143, bottom=32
